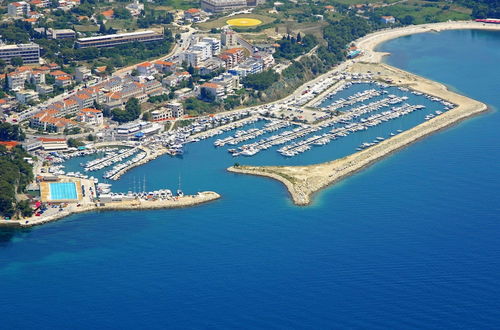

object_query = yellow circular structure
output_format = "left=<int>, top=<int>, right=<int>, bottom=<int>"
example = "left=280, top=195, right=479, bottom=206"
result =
left=226, top=18, right=263, bottom=27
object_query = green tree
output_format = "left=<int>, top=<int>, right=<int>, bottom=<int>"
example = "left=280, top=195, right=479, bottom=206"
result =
left=11, top=57, right=23, bottom=67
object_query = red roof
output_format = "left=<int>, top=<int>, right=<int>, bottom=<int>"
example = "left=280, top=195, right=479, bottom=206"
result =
left=0, top=141, right=19, bottom=149
left=185, top=8, right=200, bottom=14
left=38, top=137, right=66, bottom=142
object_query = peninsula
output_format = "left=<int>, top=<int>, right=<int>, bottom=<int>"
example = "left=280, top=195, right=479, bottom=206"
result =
left=228, top=21, right=500, bottom=205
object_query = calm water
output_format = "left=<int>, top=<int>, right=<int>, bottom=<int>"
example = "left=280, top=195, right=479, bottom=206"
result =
left=1, top=30, right=499, bottom=329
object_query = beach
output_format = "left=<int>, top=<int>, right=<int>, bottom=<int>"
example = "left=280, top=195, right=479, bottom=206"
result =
left=228, top=22, right=500, bottom=205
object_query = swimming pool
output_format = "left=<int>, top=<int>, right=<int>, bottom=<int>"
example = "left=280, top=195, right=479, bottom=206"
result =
left=49, top=182, right=78, bottom=200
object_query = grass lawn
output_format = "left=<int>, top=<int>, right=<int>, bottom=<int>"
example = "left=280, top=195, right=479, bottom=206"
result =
left=375, top=0, right=471, bottom=24
left=196, top=13, right=275, bottom=30
left=74, top=25, right=99, bottom=33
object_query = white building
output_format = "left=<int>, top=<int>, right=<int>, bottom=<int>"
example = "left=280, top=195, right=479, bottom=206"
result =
left=74, top=66, right=92, bottom=82
left=0, top=43, right=40, bottom=64
left=202, top=37, right=221, bottom=56
left=166, top=102, right=184, bottom=118
left=77, top=108, right=104, bottom=125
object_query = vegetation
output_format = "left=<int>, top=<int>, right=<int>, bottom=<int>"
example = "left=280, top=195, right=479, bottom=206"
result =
left=458, top=0, right=500, bottom=18
left=183, top=97, right=220, bottom=116
left=242, top=70, right=280, bottom=91
left=67, top=138, right=85, bottom=148
left=112, top=98, right=141, bottom=123
left=0, top=145, right=34, bottom=218
left=0, top=123, right=25, bottom=141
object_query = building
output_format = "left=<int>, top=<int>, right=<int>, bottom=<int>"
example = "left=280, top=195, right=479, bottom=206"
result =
left=55, top=75, right=73, bottom=88
left=0, top=43, right=40, bottom=64
left=16, top=90, right=39, bottom=104
left=30, top=111, right=77, bottom=133
left=114, top=121, right=161, bottom=140
left=166, top=102, right=184, bottom=118
left=150, top=109, right=172, bottom=121
left=229, top=58, right=263, bottom=77
left=219, top=48, right=245, bottom=69
left=252, top=52, right=274, bottom=69
left=211, top=73, right=239, bottom=91
left=202, top=37, right=221, bottom=56
left=74, top=66, right=92, bottom=82
left=201, top=0, right=265, bottom=13
left=153, top=60, right=176, bottom=73
left=47, top=28, right=76, bottom=39
left=200, top=82, right=224, bottom=100
left=221, top=28, right=238, bottom=47
left=75, top=31, right=164, bottom=49
left=381, top=16, right=396, bottom=24
left=76, top=108, right=103, bottom=125
left=184, top=8, right=201, bottom=22
left=8, top=1, right=30, bottom=17
left=136, top=62, right=157, bottom=76
left=36, top=84, right=54, bottom=95
left=37, top=137, right=68, bottom=150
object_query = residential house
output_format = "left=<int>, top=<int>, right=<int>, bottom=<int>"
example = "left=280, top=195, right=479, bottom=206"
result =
left=76, top=108, right=103, bottom=125
left=200, top=82, right=224, bottom=100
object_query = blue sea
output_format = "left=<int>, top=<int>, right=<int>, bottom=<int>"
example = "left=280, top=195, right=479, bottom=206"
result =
left=1, top=29, right=499, bottom=329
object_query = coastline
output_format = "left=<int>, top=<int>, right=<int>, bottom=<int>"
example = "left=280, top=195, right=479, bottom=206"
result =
left=227, top=22, right=499, bottom=205
left=0, top=191, right=221, bottom=228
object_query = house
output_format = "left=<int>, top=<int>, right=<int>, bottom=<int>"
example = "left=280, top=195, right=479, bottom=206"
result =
left=166, top=101, right=184, bottom=118
left=136, top=62, right=157, bottom=76
left=252, top=52, right=274, bottom=69
left=150, top=108, right=172, bottom=121
left=324, top=5, right=335, bottom=12
left=16, top=90, right=39, bottom=104
left=211, top=73, right=239, bottom=92
left=72, top=92, right=93, bottom=110
left=7, top=72, right=27, bottom=90
left=76, top=108, right=103, bottom=125
left=184, top=8, right=201, bottom=22
left=62, top=98, right=80, bottom=115
left=74, top=66, right=92, bottom=82
left=381, top=16, right=396, bottom=24
left=153, top=60, right=176, bottom=73
left=55, top=75, right=73, bottom=88
left=200, top=82, right=224, bottom=100
left=7, top=1, right=30, bottom=17
left=36, top=84, right=54, bottom=95
left=219, top=48, right=245, bottom=68
left=142, top=80, right=163, bottom=95
left=101, top=9, right=114, bottom=19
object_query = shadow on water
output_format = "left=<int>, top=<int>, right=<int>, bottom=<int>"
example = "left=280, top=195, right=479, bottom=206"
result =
left=0, top=227, right=32, bottom=246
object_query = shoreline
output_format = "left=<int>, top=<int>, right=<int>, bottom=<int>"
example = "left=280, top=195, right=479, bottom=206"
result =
left=0, top=191, right=221, bottom=228
left=227, top=22, right=498, bottom=205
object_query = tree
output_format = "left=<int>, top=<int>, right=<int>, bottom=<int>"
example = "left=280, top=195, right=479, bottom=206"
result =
left=11, top=57, right=23, bottom=67
left=142, top=111, right=151, bottom=121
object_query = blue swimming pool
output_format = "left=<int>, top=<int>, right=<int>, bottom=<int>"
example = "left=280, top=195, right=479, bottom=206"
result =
left=49, top=182, right=78, bottom=200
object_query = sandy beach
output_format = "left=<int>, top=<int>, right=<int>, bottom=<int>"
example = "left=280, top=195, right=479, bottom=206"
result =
left=228, top=21, right=499, bottom=205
